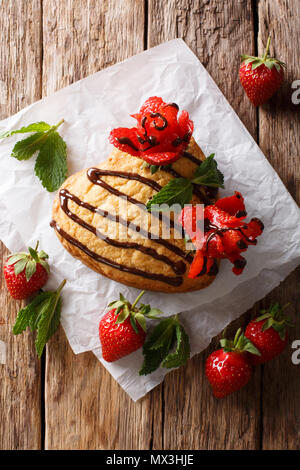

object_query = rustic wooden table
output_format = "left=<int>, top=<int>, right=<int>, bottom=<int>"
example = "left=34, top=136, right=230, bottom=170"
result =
left=0, top=0, right=299, bottom=450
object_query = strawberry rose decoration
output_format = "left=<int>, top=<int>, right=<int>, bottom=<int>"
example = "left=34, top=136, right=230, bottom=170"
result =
left=109, top=96, right=194, bottom=165
left=179, top=192, right=264, bottom=277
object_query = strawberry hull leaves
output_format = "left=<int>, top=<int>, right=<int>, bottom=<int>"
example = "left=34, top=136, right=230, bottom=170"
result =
left=6, top=241, right=50, bottom=281
left=139, top=315, right=190, bottom=375
left=0, top=119, right=67, bottom=192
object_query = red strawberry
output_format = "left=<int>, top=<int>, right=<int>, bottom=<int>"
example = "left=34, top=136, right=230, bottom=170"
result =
left=205, top=328, right=260, bottom=398
left=109, top=96, right=194, bottom=166
left=239, top=36, right=285, bottom=106
left=3, top=242, right=50, bottom=299
left=245, top=303, right=293, bottom=365
left=99, top=291, right=161, bottom=362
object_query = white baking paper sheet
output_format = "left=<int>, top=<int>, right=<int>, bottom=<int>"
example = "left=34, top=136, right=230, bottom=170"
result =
left=0, top=39, right=299, bottom=400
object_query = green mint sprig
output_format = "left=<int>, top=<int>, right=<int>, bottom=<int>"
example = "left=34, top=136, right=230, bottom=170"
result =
left=146, top=153, right=224, bottom=211
left=0, top=119, right=67, bottom=192
left=139, top=314, right=190, bottom=375
left=13, top=279, right=66, bottom=358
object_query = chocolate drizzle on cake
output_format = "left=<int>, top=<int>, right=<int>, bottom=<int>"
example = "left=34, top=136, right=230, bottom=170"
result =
left=51, top=150, right=219, bottom=286
left=58, top=188, right=187, bottom=276
left=50, top=220, right=183, bottom=287
left=51, top=168, right=205, bottom=287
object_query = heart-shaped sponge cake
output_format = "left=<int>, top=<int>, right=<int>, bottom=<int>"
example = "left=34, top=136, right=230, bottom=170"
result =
left=51, top=137, right=218, bottom=292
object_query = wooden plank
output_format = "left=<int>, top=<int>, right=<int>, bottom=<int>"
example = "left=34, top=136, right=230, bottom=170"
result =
left=148, top=0, right=261, bottom=450
left=43, top=0, right=163, bottom=450
left=258, top=0, right=300, bottom=450
left=148, top=0, right=257, bottom=138
left=0, top=0, right=42, bottom=450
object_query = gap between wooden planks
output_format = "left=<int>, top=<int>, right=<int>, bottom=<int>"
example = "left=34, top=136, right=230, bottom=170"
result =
left=0, top=0, right=299, bottom=450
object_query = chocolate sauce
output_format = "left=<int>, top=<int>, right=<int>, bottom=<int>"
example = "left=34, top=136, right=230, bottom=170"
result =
left=51, top=167, right=199, bottom=286
left=59, top=188, right=187, bottom=275
left=236, top=210, right=247, bottom=218
left=166, top=102, right=179, bottom=110
left=234, top=258, right=247, bottom=270
left=150, top=112, right=168, bottom=130
left=183, top=151, right=201, bottom=166
left=116, top=137, right=139, bottom=152
left=86, top=168, right=185, bottom=235
left=136, top=116, right=160, bottom=151
left=207, top=259, right=219, bottom=276
left=204, top=219, right=260, bottom=250
left=182, top=152, right=219, bottom=202
left=172, top=137, right=182, bottom=147
left=50, top=220, right=183, bottom=287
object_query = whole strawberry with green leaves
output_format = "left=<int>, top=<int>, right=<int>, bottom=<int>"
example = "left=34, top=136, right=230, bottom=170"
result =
left=3, top=241, right=50, bottom=299
left=240, top=36, right=286, bottom=106
left=245, top=303, right=293, bottom=365
left=99, top=291, right=162, bottom=362
left=205, top=328, right=261, bottom=399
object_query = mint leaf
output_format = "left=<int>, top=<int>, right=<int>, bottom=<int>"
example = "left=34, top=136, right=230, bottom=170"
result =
left=13, top=303, right=36, bottom=335
left=11, top=133, right=45, bottom=160
left=35, top=131, right=67, bottom=192
left=0, top=121, right=51, bottom=139
left=146, top=153, right=224, bottom=211
left=147, top=178, right=193, bottom=211
left=12, top=280, right=66, bottom=358
left=0, top=119, right=67, bottom=192
left=150, top=165, right=160, bottom=174
left=12, top=291, right=51, bottom=335
left=161, top=323, right=190, bottom=369
left=148, top=318, right=177, bottom=350
left=35, top=293, right=62, bottom=358
left=192, top=153, right=224, bottom=188
left=139, top=316, right=190, bottom=375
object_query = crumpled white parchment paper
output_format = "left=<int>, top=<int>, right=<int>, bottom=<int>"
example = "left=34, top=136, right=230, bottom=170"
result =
left=0, top=39, right=299, bottom=400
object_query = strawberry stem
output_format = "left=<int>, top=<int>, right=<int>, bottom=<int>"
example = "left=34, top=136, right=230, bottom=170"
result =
left=131, top=290, right=145, bottom=310
left=233, top=327, right=242, bottom=346
left=34, top=240, right=39, bottom=251
left=263, top=36, right=271, bottom=61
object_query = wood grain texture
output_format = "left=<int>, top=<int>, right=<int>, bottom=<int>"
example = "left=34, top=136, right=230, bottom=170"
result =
left=148, top=0, right=257, bottom=138
left=0, top=0, right=42, bottom=449
left=258, top=0, right=300, bottom=450
left=0, top=0, right=299, bottom=450
left=148, top=0, right=261, bottom=450
left=45, top=327, right=163, bottom=449
left=159, top=314, right=262, bottom=450
left=42, top=0, right=145, bottom=96
left=42, top=0, right=163, bottom=450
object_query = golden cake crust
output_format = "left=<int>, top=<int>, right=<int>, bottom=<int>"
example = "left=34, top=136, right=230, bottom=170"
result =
left=51, top=138, right=218, bottom=292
